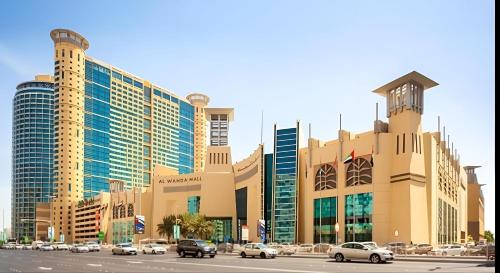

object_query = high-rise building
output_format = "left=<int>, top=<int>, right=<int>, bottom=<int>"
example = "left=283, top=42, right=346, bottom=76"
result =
left=49, top=28, right=198, bottom=242
left=186, top=93, right=210, bottom=172
left=272, top=122, right=300, bottom=243
left=465, top=166, right=485, bottom=242
left=11, top=75, right=54, bottom=240
left=205, top=108, right=234, bottom=146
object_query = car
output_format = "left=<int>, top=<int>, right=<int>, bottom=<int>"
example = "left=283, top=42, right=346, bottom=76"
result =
left=297, top=244, right=313, bottom=253
left=414, top=243, right=433, bottom=255
left=217, top=242, right=234, bottom=253
left=361, top=241, right=379, bottom=248
left=177, top=239, right=217, bottom=258
left=240, top=243, right=278, bottom=259
left=85, top=242, right=101, bottom=252
left=142, top=243, right=166, bottom=254
left=273, top=244, right=296, bottom=255
left=39, top=243, right=54, bottom=251
left=22, top=245, right=33, bottom=250
left=329, top=242, right=394, bottom=263
left=53, top=242, right=69, bottom=251
left=32, top=241, right=44, bottom=250
left=15, top=244, right=24, bottom=250
left=4, top=243, right=16, bottom=250
left=313, top=243, right=332, bottom=253
left=112, top=243, right=138, bottom=255
left=431, top=244, right=466, bottom=256
left=469, top=244, right=495, bottom=259
left=382, top=242, right=413, bottom=254
left=70, top=244, right=89, bottom=253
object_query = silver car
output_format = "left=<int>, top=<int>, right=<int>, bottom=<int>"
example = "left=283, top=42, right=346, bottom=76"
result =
left=329, top=242, right=394, bottom=263
left=112, top=243, right=138, bottom=255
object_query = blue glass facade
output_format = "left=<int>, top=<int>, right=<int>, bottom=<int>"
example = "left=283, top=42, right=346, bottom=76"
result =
left=344, top=192, right=373, bottom=242
left=272, top=124, right=299, bottom=243
left=187, top=196, right=200, bottom=214
left=178, top=101, right=194, bottom=174
left=11, top=80, right=54, bottom=240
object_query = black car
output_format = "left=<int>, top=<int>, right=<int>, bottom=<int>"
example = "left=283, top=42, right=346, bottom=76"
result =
left=176, top=239, right=217, bottom=258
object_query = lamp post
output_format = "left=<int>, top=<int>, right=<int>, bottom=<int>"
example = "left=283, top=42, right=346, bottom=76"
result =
left=335, top=222, right=340, bottom=245
left=394, top=229, right=399, bottom=256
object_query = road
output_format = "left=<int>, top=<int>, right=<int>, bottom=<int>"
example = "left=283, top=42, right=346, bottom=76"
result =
left=0, top=249, right=494, bottom=273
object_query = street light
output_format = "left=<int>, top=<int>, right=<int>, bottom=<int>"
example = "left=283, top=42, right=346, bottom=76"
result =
left=335, top=222, right=340, bottom=245
left=394, top=229, right=399, bottom=256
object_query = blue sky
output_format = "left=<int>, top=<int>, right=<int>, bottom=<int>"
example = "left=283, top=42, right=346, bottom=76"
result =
left=0, top=0, right=494, bottom=233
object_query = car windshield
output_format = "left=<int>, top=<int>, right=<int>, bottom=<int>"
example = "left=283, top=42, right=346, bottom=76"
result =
left=195, top=240, right=207, bottom=246
left=150, top=244, right=162, bottom=248
left=120, top=243, right=132, bottom=247
left=255, top=243, right=267, bottom=249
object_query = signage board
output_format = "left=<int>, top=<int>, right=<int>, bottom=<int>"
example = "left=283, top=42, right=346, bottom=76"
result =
left=241, top=225, right=249, bottom=241
left=134, top=215, right=145, bottom=234
left=173, top=225, right=180, bottom=240
left=98, top=231, right=105, bottom=241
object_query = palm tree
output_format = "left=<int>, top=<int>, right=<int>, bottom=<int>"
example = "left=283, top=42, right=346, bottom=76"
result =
left=157, top=215, right=177, bottom=242
left=178, top=213, right=214, bottom=239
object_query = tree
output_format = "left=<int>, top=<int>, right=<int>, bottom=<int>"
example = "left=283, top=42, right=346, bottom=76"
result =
left=484, top=230, right=495, bottom=242
left=157, top=215, right=177, bottom=242
left=178, top=213, right=214, bottom=240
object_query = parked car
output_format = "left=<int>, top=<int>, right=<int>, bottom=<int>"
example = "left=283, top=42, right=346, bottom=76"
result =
left=177, top=239, right=216, bottom=258
left=361, top=242, right=379, bottom=248
left=240, top=243, right=278, bottom=259
left=22, top=245, right=33, bottom=250
left=217, top=243, right=234, bottom=253
left=328, top=242, right=394, bottom=263
left=4, top=243, right=16, bottom=249
left=85, top=242, right=101, bottom=252
left=382, top=242, right=414, bottom=254
left=53, top=242, right=69, bottom=251
left=142, top=243, right=166, bottom=254
left=431, top=244, right=466, bottom=256
left=313, top=243, right=332, bottom=253
left=471, top=244, right=495, bottom=259
left=70, top=244, right=90, bottom=253
left=32, top=241, right=44, bottom=250
left=15, top=244, right=24, bottom=250
left=112, top=243, right=137, bottom=255
left=274, top=244, right=296, bottom=255
left=39, top=243, right=54, bottom=251
left=297, top=244, right=314, bottom=253
left=414, top=243, right=433, bottom=255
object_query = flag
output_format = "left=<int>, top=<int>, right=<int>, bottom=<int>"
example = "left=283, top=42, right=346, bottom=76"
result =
left=370, top=145, right=374, bottom=167
left=343, top=150, right=355, bottom=164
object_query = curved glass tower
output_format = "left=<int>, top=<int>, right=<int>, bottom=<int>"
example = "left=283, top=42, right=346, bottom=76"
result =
left=11, top=75, right=54, bottom=240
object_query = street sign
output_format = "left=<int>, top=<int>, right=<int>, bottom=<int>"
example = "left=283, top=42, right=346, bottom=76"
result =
left=98, top=231, right=105, bottom=241
left=173, top=225, right=180, bottom=240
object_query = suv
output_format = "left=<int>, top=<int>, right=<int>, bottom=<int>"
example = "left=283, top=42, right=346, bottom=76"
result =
left=177, top=239, right=217, bottom=258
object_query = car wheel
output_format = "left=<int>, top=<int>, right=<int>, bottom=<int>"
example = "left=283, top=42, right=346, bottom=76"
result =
left=241, top=252, right=246, bottom=258
left=196, top=251, right=204, bottom=258
left=143, top=250, right=146, bottom=254
left=370, top=254, right=381, bottom=264
left=260, top=252, right=267, bottom=259
left=442, top=251, right=447, bottom=256
left=134, top=252, right=137, bottom=255
left=152, top=250, right=156, bottom=254
left=335, top=253, right=344, bottom=262
left=179, top=250, right=186, bottom=258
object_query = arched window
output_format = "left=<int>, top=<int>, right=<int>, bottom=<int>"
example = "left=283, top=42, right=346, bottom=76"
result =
left=127, top=204, right=134, bottom=217
left=315, top=164, right=337, bottom=191
left=119, top=205, right=125, bottom=218
left=112, top=205, right=118, bottom=219
left=346, top=158, right=372, bottom=187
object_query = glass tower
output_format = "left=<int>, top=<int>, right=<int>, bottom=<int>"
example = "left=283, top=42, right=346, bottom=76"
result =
left=272, top=122, right=299, bottom=243
left=11, top=75, right=54, bottom=240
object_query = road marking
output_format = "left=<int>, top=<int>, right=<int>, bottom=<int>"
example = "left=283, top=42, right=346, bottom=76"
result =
left=87, top=263, right=102, bottom=267
left=126, top=260, right=143, bottom=264
left=38, top=267, right=53, bottom=270
left=158, top=261, right=328, bottom=273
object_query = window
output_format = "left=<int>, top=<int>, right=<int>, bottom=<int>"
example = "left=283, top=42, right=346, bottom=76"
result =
left=119, top=206, right=125, bottom=218
left=127, top=204, right=134, bottom=217
left=345, top=158, right=372, bottom=187
left=314, top=164, right=337, bottom=190
left=396, top=135, right=399, bottom=154
left=402, top=133, right=405, bottom=153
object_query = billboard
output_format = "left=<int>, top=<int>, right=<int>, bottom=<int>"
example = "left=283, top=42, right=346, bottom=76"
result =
left=134, top=215, right=145, bottom=234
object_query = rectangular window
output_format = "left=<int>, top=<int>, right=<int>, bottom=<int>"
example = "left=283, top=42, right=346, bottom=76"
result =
left=143, top=159, right=150, bottom=170
left=396, top=135, right=399, bottom=154
left=144, top=105, right=151, bottom=116
left=402, top=133, right=405, bottom=153
left=143, top=132, right=151, bottom=143
left=143, top=146, right=150, bottom=157
left=419, top=135, right=422, bottom=154
left=143, top=119, right=151, bottom=130
left=70, top=50, right=72, bottom=58
left=123, top=76, right=133, bottom=85
left=187, top=196, right=200, bottom=214
left=62, top=49, right=65, bottom=57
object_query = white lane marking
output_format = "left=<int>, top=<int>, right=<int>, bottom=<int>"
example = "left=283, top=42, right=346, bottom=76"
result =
left=38, top=267, right=53, bottom=270
left=87, top=263, right=102, bottom=267
left=126, top=260, right=143, bottom=264
left=158, top=261, right=327, bottom=273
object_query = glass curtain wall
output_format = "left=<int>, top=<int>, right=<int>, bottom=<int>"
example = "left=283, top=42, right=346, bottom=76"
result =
left=313, top=197, right=337, bottom=244
left=344, top=192, right=373, bottom=242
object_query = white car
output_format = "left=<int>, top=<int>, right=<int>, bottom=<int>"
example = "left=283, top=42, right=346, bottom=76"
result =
left=112, top=243, right=138, bottom=255
left=22, top=245, right=33, bottom=250
left=297, top=244, right=314, bottom=253
left=329, top=242, right=394, bottom=263
left=53, top=243, right=69, bottom=251
left=142, top=243, right=166, bottom=254
left=15, top=244, right=24, bottom=250
left=39, top=244, right=54, bottom=251
left=361, top=241, right=379, bottom=248
left=32, top=241, right=44, bottom=250
left=4, top=243, right=16, bottom=249
left=85, top=242, right=101, bottom=252
left=240, top=243, right=278, bottom=259
left=70, top=244, right=90, bottom=253
left=432, top=244, right=466, bottom=256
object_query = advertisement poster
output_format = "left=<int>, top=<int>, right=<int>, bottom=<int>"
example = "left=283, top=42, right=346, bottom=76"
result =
left=135, top=215, right=145, bottom=234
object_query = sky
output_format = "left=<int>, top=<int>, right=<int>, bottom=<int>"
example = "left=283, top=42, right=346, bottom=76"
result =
left=0, top=0, right=495, bottom=234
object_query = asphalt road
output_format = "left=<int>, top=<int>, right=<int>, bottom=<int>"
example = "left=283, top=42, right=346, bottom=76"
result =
left=0, top=249, right=494, bottom=273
